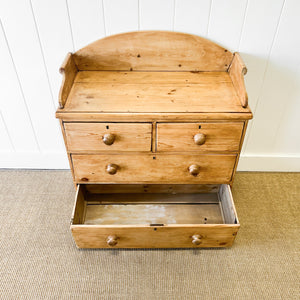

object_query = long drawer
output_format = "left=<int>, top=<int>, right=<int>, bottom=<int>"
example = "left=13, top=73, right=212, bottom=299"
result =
left=71, top=184, right=240, bottom=248
left=72, top=154, right=236, bottom=184
left=157, top=122, right=244, bottom=152
left=64, top=122, right=152, bottom=152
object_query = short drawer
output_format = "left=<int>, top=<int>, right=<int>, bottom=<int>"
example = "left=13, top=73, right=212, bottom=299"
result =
left=71, top=184, right=240, bottom=248
left=64, top=123, right=152, bottom=152
left=72, top=154, right=236, bottom=184
left=157, top=122, right=244, bottom=152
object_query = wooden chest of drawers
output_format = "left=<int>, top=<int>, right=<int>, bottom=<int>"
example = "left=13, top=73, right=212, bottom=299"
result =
left=56, top=31, right=252, bottom=248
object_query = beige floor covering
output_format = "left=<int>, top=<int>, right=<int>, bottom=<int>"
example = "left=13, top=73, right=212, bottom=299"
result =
left=0, top=170, right=299, bottom=299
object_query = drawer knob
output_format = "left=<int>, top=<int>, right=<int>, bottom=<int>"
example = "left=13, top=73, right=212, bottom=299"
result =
left=189, top=164, right=200, bottom=176
left=194, top=133, right=206, bottom=145
left=107, top=235, right=118, bottom=246
left=106, top=163, right=118, bottom=175
left=192, top=235, right=202, bottom=245
left=102, top=133, right=115, bottom=145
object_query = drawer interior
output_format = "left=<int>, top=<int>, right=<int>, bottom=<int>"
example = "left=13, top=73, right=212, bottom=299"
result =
left=72, top=184, right=238, bottom=226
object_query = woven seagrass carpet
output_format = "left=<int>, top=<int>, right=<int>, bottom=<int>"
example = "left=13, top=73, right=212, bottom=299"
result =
left=0, top=170, right=299, bottom=299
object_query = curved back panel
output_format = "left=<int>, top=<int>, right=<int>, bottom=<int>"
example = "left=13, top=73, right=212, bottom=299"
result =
left=73, top=31, right=233, bottom=71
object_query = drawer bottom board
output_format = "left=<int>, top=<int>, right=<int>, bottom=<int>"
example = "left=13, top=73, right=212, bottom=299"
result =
left=84, top=203, right=224, bottom=225
left=71, top=184, right=239, bottom=248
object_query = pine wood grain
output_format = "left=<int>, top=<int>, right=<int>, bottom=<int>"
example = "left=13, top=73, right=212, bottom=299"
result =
left=71, top=154, right=236, bottom=184
left=71, top=224, right=239, bottom=248
left=84, top=203, right=223, bottom=225
left=56, top=112, right=253, bottom=122
left=86, top=193, right=219, bottom=204
left=231, top=120, right=249, bottom=184
left=228, top=53, right=248, bottom=108
left=58, top=53, right=78, bottom=108
left=71, top=183, right=239, bottom=248
left=55, top=31, right=252, bottom=249
left=74, top=70, right=232, bottom=83
left=59, top=120, right=76, bottom=185
left=219, top=184, right=238, bottom=224
left=84, top=184, right=220, bottom=194
left=64, top=122, right=152, bottom=152
left=71, top=183, right=86, bottom=224
left=73, top=31, right=233, bottom=71
left=63, top=76, right=245, bottom=113
left=157, top=122, right=244, bottom=152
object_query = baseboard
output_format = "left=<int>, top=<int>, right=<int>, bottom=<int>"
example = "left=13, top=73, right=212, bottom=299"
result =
left=0, top=152, right=299, bottom=171
left=238, top=155, right=300, bottom=171
left=0, top=152, right=69, bottom=169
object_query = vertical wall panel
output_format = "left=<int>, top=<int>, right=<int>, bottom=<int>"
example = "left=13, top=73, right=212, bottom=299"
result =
left=103, top=0, right=138, bottom=35
left=31, top=0, right=74, bottom=106
left=174, top=0, right=211, bottom=36
left=0, top=111, right=14, bottom=152
left=140, top=0, right=174, bottom=30
left=0, top=20, right=39, bottom=152
left=238, top=0, right=284, bottom=153
left=0, top=0, right=299, bottom=169
left=207, top=0, right=248, bottom=50
left=0, top=0, right=64, bottom=152
left=67, top=0, right=105, bottom=50
left=274, top=64, right=300, bottom=154
left=246, top=0, right=300, bottom=154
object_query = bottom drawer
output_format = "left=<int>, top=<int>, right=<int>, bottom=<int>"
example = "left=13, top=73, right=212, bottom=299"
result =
left=71, top=184, right=240, bottom=248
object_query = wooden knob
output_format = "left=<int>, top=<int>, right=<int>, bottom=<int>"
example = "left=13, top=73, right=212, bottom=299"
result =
left=107, top=235, right=118, bottom=246
left=106, top=163, right=118, bottom=175
left=194, top=133, right=206, bottom=145
left=189, top=164, right=200, bottom=176
left=102, top=133, right=115, bottom=145
left=192, top=235, right=202, bottom=245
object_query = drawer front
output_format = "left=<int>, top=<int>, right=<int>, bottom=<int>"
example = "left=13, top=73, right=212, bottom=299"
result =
left=72, top=154, right=236, bottom=183
left=71, top=225, right=239, bottom=248
left=157, top=122, right=244, bottom=152
left=64, top=123, right=152, bottom=152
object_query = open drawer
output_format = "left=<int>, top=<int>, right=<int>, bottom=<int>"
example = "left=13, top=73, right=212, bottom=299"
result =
left=71, top=184, right=239, bottom=248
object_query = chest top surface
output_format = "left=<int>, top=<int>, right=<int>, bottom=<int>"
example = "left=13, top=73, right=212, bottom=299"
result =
left=56, top=31, right=252, bottom=121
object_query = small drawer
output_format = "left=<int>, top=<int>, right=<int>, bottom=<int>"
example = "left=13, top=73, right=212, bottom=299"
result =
left=157, top=122, right=244, bottom=152
left=71, top=184, right=240, bottom=248
left=72, top=154, right=236, bottom=184
left=64, top=123, right=152, bottom=152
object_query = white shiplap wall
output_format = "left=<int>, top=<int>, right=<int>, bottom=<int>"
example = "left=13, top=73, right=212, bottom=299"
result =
left=0, top=0, right=299, bottom=170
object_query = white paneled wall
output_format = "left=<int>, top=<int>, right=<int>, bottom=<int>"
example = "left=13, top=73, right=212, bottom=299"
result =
left=0, top=0, right=299, bottom=170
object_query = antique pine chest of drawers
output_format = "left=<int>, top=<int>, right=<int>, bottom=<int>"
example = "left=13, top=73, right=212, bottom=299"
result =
left=55, top=31, right=252, bottom=249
